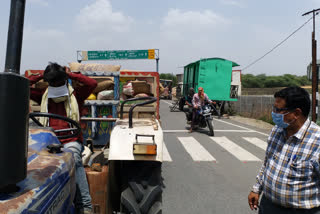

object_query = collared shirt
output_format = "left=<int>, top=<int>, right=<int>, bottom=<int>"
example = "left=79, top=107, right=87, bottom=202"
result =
left=253, top=119, right=320, bottom=209
left=192, top=93, right=210, bottom=108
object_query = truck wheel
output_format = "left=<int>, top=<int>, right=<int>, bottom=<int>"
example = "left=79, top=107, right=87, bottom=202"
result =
left=207, top=118, right=214, bottom=136
left=120, top=162, right=162, bottom=214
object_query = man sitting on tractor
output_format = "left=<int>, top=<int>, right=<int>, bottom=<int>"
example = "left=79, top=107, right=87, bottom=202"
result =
left=189, top=87, right=212, bottom=133
left=28, top=62, right=97, bottom=214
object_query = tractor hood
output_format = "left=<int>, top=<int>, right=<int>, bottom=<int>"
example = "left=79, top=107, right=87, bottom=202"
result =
left=0, top=129, right=76, bottom=214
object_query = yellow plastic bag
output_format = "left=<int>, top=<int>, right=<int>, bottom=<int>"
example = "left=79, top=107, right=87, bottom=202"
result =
left=87, top=94, right=97, bottom=100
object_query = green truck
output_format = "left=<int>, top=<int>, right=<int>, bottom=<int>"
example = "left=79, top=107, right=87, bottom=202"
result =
left=178, top=58, right=240, bottom=115
left=183, top=57, right=240, bottom=101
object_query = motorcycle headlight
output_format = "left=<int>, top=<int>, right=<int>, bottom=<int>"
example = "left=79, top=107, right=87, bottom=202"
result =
left=204, top=106, right=211, bottom=114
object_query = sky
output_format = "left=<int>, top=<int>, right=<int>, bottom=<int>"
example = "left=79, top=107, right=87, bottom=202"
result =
left=1, top=0, right=320, bottom=76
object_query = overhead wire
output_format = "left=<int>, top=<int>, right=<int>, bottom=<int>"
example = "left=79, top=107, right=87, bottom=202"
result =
left=242, top=15, right=316, bottom=72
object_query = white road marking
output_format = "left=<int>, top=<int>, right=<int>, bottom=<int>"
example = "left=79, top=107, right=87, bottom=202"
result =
left=164, top=130, right=189, bottom=133
left=161, top=99, right=270, bottom=137
left=213, top=118, right=269, bottom=137
left=210, top=137, right=261, bottom=162
left=212, top=118, right=251, bottom=130
left=163, top=130, right=257, bottom=133
left=161, top=100, right=173, bottom=105
left=163, top=142, right=172, bottom=162
left=243, top=137, right=267, bottom=151
left=247, top=130, right=268, bottom=136
left=178, top=137, right=216, bottom=162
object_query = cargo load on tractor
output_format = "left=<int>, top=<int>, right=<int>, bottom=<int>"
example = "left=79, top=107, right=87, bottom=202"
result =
left=24, top=63, right=164, bottom=214
left=0, top=1, right=163, bottom=213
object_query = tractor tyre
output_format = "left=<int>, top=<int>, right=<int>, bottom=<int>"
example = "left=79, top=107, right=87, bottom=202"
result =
left=120, top=161, right=162, bottom=214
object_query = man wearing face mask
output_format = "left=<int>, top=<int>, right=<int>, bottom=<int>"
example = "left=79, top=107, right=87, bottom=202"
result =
left=28, top=62, right=97, bottom=214
left=248, top=86, right=320, bottom=214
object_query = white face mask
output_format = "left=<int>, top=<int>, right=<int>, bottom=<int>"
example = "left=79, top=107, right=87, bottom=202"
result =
left=48, top=83, right=69, bottom=99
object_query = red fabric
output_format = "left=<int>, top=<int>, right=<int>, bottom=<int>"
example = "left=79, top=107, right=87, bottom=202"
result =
left=25, top=70, right=44, bottom=79
left=28, top=71, right=97, bottom=144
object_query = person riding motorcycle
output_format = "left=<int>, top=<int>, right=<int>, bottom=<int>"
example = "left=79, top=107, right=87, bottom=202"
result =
left=186, top=87, right=195, bottom=108
left=185, top=88, right=195, bottom=123
left=189, top=87, right=212, bottom=133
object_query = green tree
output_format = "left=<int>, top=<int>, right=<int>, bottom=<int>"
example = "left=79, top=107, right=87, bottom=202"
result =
left=298, top=75, right=310, bottom=86
left=241, top=74, right=311, bottom=88
left=241, top=74, right=263, bottom=88
left=256, top=74, right=267, bottom=88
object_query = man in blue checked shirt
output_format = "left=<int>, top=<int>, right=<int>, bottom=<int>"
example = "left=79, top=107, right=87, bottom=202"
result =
left=248, top=86, right=320, bottom=214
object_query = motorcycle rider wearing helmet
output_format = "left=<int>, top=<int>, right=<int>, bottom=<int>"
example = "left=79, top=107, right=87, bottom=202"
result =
left=189, top=87, right=212, bottom=133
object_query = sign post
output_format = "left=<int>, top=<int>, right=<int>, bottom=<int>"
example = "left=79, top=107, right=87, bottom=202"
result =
left=303, top=9, right=320, bottom=122
left=77, top=49, right=160, bottom=72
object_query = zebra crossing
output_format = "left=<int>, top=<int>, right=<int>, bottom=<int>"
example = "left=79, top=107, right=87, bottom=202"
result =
left=177, top=137, right=217, bottom=162
left=162, top=136, right=267, bottom=163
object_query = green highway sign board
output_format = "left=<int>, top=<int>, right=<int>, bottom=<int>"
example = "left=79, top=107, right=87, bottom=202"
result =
left=82, top=49, right=155, bottom=61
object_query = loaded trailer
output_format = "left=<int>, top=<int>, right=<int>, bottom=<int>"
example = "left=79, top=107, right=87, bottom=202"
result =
left=25, top=65, right=165, bottom=214
left=178, top=57, right=240, bottom=116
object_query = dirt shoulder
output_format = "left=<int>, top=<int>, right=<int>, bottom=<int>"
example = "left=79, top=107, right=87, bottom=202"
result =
left=228, top=115, right=274, bottom=130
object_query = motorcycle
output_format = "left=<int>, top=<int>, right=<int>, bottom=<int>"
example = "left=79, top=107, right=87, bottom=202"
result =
left=185, top=103, right=214, bottom=136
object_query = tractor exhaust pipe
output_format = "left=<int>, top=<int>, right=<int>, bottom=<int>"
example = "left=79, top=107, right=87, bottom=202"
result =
left=0, top=0, right=29, bottom=189
left=5, top=0, right=26, bottom=74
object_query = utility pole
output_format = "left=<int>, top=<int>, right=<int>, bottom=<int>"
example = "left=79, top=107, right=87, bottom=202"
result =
left=303, top=8, right=320, bottom=122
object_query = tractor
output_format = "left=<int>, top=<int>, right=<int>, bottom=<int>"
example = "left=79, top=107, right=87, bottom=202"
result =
left=0, top=1, right=163, bottom=213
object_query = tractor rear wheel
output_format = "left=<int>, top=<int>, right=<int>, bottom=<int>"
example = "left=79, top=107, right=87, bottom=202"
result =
left=120, top=161, right=162, bottom=214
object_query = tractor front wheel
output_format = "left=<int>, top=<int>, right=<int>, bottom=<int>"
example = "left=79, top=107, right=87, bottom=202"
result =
left=120, top=161, right=162, bottom=214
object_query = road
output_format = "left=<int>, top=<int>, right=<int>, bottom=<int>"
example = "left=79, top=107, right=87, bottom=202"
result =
left=160, top=100, right=271, bottom=214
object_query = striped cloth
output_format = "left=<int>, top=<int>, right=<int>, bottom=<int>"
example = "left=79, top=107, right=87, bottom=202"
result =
left=253, top=119, right=320, bottom=209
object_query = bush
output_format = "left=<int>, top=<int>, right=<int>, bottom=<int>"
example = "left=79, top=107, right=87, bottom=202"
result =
left=242, top=74, right=311, bottom=88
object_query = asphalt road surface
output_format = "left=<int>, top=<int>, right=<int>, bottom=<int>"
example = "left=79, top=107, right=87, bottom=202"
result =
left=160, top=100, right=271, bottom=214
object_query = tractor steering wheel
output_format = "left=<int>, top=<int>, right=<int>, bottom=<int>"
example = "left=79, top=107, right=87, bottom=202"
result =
left=29, top=112, right=81, bottom=140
